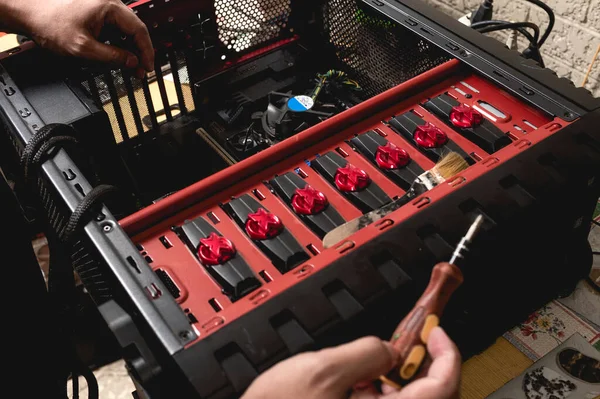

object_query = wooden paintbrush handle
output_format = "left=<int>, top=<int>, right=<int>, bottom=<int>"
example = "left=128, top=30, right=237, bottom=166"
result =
left=380, top=262, right=464, bottom=388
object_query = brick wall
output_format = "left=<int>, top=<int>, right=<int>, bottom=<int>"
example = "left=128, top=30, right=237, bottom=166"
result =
left=423, top=0, right=600, bottom=97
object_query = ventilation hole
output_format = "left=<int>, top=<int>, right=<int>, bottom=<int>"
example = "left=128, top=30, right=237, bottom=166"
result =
left=62, top=169, right=76, bottom=181
left=145, top=283, right=162, bottom=299
left=523, top=120, right=538, bottom=130
left=74, top=183, right=85, bottom=197
left=252, top=189, right=266, bottom=201
left=448, top=176, right=466, bottom=187
left=414, top=197, right=430, bottom=208
left=547, top=123, right=562, bottom=132
left=507, top=132, right=519, bottom=141
left=145, top=255, right=154, bottom=263
left=259, top=270, right=273, bottom=283
left=187, top=312, right=199, bottom=324
left=307, top=244, right=320, bottom=255
left=493, top=70, right=508, bottom=80
left=207, top=212, right=220, bottom=224
left=159, top=236, right=173, bottom=249
left=411, top=108, right=424, bottom=118
left=513, top=124, right=525, bottom=132
left=470, top=152, right=482, bottom=161
left=209, top=298, right=223, bottom=312
left=446, top=90, right=459, bottom=100
left=136, top=243, right=144, bottom=251
left=336, top=240, right=355, bottom=254
left=127, top=256, right=141, bottom=273
left=460, top=81, right=480, bottom=93
left=296, top=168, right=308, bottom=178
left=374, top=128, right=387, bottom=137
left=335, top=147, right=349, bottom=157
left=155, top=269, right=181, bottom=299
left=376, top=219, right=393, bottom=230
left=141, top=251, right=147, bottom=256
left=477, top=101, right=506, bottom=118
left=451, top=86, right=467, bottom=96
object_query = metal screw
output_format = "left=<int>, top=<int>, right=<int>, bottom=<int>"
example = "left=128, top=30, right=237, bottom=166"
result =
left=96, top=213, right=106, bottom=222
left=564, top=111, right=574, bottom=119
left=179, top=330, right=191, bottom=340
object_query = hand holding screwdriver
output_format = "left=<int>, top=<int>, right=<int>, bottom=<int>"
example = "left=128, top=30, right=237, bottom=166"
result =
left=380, top=215, right=484, bottom=389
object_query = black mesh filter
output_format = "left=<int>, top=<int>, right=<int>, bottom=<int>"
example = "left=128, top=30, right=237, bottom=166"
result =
left=322, top=0, right=450, bottom=98
left=81, top=51, right=196, bottom=143
left=214, top=0, right=292, bottom=53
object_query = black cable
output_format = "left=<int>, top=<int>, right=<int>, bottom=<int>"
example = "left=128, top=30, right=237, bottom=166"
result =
left=470, top=0, right=493, bottom=24
left=60, top=184, right=119, bottom=244
left=592, top=219, right=600, bottom=227
left=522, top=0, right=555, bottom=47
left=31, top=136, right=79, bottom=168
left=20, top=123, right=78, bottom=183
left=476, top=22, right=540, bottom=44
left=475, top=22, right=545, bottom=66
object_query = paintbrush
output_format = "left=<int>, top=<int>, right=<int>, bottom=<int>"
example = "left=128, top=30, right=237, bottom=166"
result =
left=322, top=152, right=469, bottom=248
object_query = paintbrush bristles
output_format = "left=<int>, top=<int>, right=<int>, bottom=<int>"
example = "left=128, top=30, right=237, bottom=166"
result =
left=433, top=152, right=470, bottom=180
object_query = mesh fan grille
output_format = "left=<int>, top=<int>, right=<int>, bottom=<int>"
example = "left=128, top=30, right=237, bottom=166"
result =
left=82, top=51, right=195, bottom=144
left=322, top=0, right=450, bottom=98
left=215, top=0, right=291, bottom=53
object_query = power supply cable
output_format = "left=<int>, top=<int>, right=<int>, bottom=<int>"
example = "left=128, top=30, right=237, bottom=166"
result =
left=470, top=0, right=494, bottom=24
left=471, top=20, right=540, bottom=44
left=522, top=0, right=554, bottom=47
left=473, top=21, right=544, bottom=66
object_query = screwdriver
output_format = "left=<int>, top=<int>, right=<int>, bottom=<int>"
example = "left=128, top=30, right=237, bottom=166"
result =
left=379, top=215, right=485, bottom=389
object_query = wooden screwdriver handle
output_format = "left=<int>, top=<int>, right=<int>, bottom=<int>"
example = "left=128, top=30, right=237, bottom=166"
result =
left=380, top=262, right=464, bottom=388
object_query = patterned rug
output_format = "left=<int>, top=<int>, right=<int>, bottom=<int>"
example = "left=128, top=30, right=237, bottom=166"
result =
left=503, top=300, right=600, bottom=361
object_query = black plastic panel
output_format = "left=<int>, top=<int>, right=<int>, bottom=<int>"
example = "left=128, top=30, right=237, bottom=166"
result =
left=310, top=151, right=392, bottom=212
left=270, top=172, right=346, bottom=237
left=388, top=111, right=472, bottom=163
left=350, top=130, right=424, bottom=190
left=423, top=94, right=512, bottom=153
left=224, top=194, right=309, bottom=273
left=178, top=216, right=261, bottom=301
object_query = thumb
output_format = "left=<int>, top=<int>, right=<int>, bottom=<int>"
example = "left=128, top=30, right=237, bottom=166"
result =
left=74, top=35, right=140, bottom=69
left=317, top=337, right=396, bottom=393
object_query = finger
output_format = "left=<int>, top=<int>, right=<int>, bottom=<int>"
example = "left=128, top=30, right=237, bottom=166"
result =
left=134, top=66, right=146, bottom=79
left=76, top=36, right=140, bottom=68
left=105, top=1, right=154, bottom=71
left=384, top=328, right=461, bottom=399
left=425, top=327, right=461, bottom=386
left=317, top=337, right=396, bottom=391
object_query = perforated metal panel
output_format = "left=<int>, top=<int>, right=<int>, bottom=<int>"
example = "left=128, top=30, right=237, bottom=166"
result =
left=82, top=51, right=195, bottom=144
left=322, top=0, right=450, bottom=98
left=214, top=0, right=292, bottom=53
